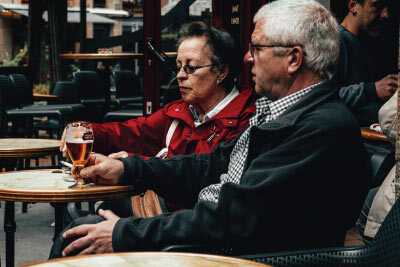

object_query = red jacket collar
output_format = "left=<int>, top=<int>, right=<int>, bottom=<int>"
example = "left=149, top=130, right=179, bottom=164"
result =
left=164, top=88, right=255, bottom=128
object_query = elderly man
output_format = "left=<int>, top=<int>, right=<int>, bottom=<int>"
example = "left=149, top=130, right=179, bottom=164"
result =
left=50, top=0, right=370, bottom=258
left=335, top=0, right=398, bottom=126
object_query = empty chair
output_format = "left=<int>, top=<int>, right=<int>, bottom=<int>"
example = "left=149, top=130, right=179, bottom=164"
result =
left=103, top=109, right=143, bottom=123
left=3, top=74, right=81, bottom=138
left=73, top=71, right=109, bottom=123
left=51, top=81, right=81, bottom=104
left=112, top=70, right=143, bottom=109
left=34, top=81, right=84, bottom=138
left=103, top=70, right=143, bottom=122
left=0, top=75, right=15, bottom=137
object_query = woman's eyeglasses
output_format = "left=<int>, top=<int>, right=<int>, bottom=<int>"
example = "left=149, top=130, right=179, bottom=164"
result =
left=174, top=64, right=213, bottom=75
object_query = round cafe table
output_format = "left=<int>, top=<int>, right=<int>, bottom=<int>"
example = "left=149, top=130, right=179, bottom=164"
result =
left=24, top=252, right=270, bottom=267
left=0, top=138, right=60, bottom=158
left=360, top=127, right=389, bottom=142
left=0, top=169, right=134, bottom=267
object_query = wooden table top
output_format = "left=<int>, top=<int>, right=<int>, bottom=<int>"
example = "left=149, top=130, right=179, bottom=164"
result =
left=360, top=127, right=389, bottom=142
left=0, top=169, right=133, bottom=202
left=24, top=252, right=269, bottom=267
left=0, top=138, right=60, bottom=158
left=33, top=93, right=59, bottom=101
left=59, top=53, right=142, bottom=60
left=59, top=52, right=177, bottom=60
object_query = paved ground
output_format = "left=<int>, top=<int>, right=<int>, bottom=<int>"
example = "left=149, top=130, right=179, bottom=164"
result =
left=0, top=201, right=91, bottom=266
left=0, top=202, right=54, bottom=266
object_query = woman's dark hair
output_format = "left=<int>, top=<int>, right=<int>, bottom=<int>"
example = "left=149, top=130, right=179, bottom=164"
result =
left=178, top=21, right=242, bottom=92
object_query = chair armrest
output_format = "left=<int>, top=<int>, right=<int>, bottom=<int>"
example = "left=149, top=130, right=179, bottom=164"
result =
left=239, top=245, right=365, bottom=265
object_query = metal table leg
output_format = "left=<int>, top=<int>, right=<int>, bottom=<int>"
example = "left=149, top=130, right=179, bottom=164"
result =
left=4, top=201, right=16, bottom=267
left=52, top=203, right=67, bottom=241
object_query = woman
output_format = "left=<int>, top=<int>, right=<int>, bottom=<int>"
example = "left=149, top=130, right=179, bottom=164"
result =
left=61, top=21, right=255, bottom=217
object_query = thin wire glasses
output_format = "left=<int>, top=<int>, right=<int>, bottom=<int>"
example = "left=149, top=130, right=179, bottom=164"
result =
left=249, top=43, right=304, bottom=58
left=174, top=64, right=214, bottom=75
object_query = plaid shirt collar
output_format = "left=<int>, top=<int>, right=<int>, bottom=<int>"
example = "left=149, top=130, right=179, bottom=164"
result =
left=250, top=82, right=322, bottom=127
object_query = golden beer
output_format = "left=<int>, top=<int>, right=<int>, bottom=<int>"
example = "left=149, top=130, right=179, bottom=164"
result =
left=65, top=121, right=94, bottom=189
left=66, top=140, right=93, bottom=167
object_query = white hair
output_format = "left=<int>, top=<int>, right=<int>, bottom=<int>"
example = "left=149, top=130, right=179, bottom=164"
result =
left=254, top=0, right=340, bottom=79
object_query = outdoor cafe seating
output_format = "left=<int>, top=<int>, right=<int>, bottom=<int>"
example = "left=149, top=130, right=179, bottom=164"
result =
left=0, top=74, right=83, bottom=139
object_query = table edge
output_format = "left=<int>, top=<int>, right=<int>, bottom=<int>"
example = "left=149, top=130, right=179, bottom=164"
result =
left=22, top=252, right=270, bottom=267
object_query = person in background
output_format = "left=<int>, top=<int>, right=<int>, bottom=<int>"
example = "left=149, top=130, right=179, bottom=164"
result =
left=357, top=90, right=398, bottom=243
left=50, top=0, right=370, bottom=257
left=61, top=21, right=256, bottom=217
left=335, top=0, right=398, bottom=126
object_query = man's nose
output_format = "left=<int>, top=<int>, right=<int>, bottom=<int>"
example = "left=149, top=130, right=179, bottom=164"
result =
left=243, top=50, right=253, bottom=63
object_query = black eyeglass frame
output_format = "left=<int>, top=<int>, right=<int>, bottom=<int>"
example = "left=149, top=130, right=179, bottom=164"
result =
left=249, top=43, right=306, bottom=58
left=174, top=64, right=214, bottom=75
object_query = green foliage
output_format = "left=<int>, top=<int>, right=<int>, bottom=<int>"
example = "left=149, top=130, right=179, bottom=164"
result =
left=33, top=83, right=49, bottom=94
left=67, top=64, right=81, bottom=80
left=2, top=43, right=28, bottom=67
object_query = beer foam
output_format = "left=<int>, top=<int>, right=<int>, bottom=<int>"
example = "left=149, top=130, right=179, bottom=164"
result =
left=66, top=138, right=93, bottom=143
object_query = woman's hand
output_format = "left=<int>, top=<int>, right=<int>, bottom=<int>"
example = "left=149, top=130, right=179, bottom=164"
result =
left=60, top=127, right=68, bottom=157
left=72, top=153, right=124, bottom=185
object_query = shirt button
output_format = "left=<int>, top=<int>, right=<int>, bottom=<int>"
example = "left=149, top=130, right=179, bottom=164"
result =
left=175, top=108, right=179, bottom=112
left=228, top=121, right=233, bottom=124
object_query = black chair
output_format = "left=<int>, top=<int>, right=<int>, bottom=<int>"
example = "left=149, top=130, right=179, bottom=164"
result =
left=241, top=195, right=400, bottom=266
left=364, top=143, right=394, bottom=188
left=4, top=74, right=82, bottom=138
left=103, top=108, right=143, bottom=122
left=112, top=70, right=143, bottom=109
left=160, top=76, right=180, bottom=107
left=51, top=81, right=81, bottom=104
left=73, top=71, right=108, bottom=123
left=102, top=70, right=143, bottom=123
left=163, top=195, right=400, bottom=266
left=34, top=81, right=84, bottom=139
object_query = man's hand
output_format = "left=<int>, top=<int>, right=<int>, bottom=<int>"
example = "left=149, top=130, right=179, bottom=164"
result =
left=62, top=209, right=120, bottom=257
left=376, top=74, right=398, bottom=101
left=72, top=153, right=124, bottom=185
left=60, top=127, right=68, bottom=157
left=108, top=151, right=129, bottom=159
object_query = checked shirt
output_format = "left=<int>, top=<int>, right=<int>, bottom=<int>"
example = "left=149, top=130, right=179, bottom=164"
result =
left=198, top=84, right=319, bottom=203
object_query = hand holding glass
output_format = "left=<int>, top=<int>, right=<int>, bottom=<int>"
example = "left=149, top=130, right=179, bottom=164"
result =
left=65, top=121, right=94, bottom=189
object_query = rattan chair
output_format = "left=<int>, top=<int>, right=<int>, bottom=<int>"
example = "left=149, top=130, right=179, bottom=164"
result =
left=163, top=196, right=400, bottom=266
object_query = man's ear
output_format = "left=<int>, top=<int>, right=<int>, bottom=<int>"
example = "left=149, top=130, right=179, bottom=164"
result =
left=348, top=0, right=357, bottom=15
left=287, top=47, right=303, bottom=74
left=217, top=65, right=229, bottom=84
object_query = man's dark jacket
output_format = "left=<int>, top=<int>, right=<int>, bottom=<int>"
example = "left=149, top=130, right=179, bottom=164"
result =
left=114, top=80, right=371, bottom=254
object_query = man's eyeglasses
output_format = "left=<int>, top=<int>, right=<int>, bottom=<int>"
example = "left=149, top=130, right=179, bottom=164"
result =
left=174, top=64, right=214, bottom=75
left=249, top=43, right=303, bottom=58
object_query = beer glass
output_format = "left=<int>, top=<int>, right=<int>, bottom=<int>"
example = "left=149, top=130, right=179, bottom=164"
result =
left=65, top=121, right=94, bottom=189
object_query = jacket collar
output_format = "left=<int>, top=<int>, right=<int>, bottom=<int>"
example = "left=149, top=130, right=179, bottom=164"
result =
left=258, top=79, right=340, bottom=130
left=165, top=88, right=255, bottom=128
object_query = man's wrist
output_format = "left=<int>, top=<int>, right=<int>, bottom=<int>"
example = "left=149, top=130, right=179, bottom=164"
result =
left=117, top=158, right=130, bottom=185
left=366, top=82, right=379, bottom=100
